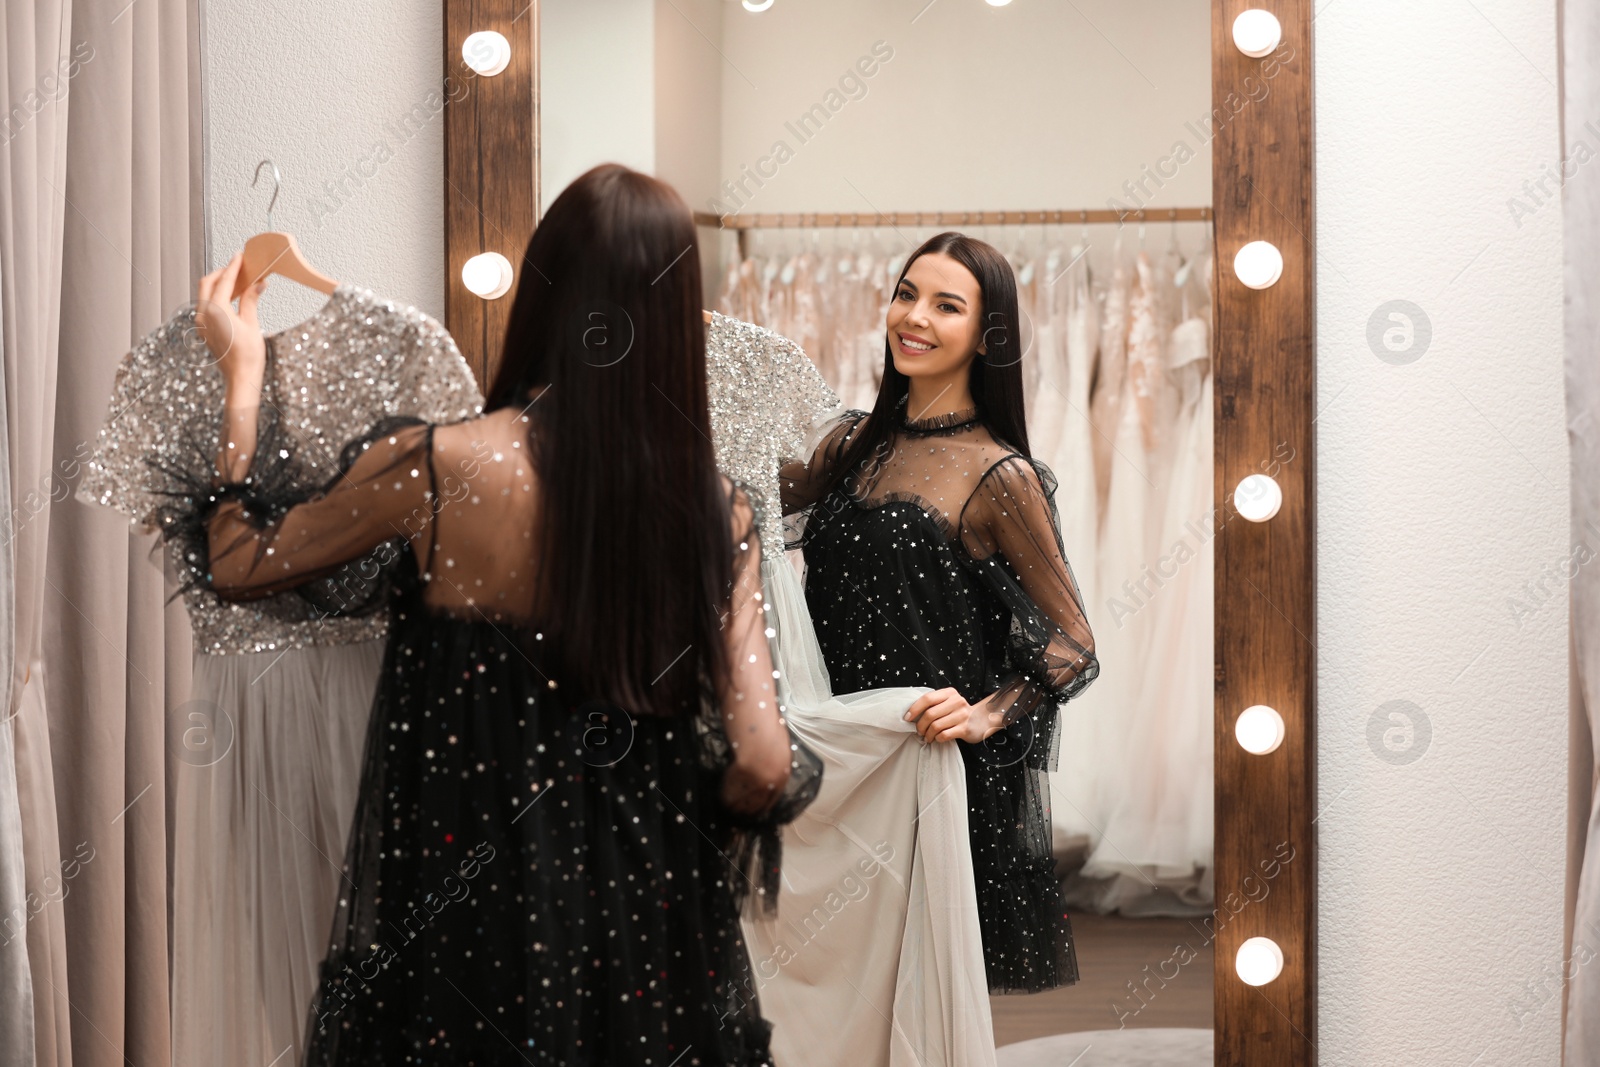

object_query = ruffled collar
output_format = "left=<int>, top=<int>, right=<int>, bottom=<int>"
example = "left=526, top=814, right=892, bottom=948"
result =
left=896, top=395, right=981, bottom=436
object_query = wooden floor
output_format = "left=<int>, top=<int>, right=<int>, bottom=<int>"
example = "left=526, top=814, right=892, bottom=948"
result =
left=990, top=912, right=1214, bottom=1048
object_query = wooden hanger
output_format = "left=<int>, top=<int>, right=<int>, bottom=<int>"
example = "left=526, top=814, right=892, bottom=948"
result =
left=703, top=309, right=714, bottom=324
left=230, top=160, right=339, bottom=301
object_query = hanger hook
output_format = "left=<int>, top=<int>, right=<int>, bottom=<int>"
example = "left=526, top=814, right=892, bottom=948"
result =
left=252, top=159, right=281, bottom=232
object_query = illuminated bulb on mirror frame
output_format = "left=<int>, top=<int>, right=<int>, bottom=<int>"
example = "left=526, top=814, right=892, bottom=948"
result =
left=462, top=252, right=514, bottom=299
left=461, top=31, right=511, bottom=76
left=1233, top=240, right=1284, bottom=289
left=1232, top=9, right=1283, bottom=58
left=742, top=0, right=775, bottom=11
left=1236, top=937, right=1285, bottom=986
left=1233, top=473, right=1283, bottom=523
left=1235, top=705, right=1286, bottom=755
left=986, top=0, right=1016, bottom=6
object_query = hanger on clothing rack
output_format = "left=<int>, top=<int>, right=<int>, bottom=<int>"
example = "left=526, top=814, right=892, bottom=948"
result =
left=230, top=159, right=339, bottom=301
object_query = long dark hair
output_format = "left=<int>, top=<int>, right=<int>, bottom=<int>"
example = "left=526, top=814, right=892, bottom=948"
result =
left=813, top=231, right=1031, bottom=503
left=485, top=163, right=731, bottom=720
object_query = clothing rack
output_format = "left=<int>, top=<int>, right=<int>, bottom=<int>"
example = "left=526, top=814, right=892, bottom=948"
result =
left=692, top=207, right=1215, bottom=259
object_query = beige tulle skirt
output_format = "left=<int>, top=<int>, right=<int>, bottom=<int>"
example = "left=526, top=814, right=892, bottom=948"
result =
left=170, top=639, right=385, bottom=1067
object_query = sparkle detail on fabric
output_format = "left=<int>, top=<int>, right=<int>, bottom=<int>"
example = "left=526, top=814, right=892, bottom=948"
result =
left=76, top=284, right=482, bottom=654
left=705, top=311, right=840, bottom=550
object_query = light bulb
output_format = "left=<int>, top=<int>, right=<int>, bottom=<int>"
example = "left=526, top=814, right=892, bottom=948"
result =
left=462, top=31, right=511, bottom=77
left=742, top=0, right=775, bottom=11
left=1235, top=937, right=1285, bottom=986
left=1235, top=705, right=1285, bottom=754
left=1233, top=240, right=1284, bottom=289
left=986, top=0, right=1015, bottom=6
left=1233, top=474, right=1283, bottom=522
left=1232, top=10, right=1283, bottom=58
left=462, top=252, right=514, bottom=299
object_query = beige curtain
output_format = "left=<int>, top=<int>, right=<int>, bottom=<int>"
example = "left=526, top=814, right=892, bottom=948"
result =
left=0, top=214, right=35, bottom=1065
left=2, top=0, right=204, bottom=1064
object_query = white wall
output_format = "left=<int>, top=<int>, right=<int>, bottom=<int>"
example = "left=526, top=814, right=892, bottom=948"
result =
left=653, top=0, right=724, bottom=299
left=1314, top=2, right=1566, bottom=1063
left=703, top=0, right=1212, bottom=277
left=710, top=0, right=1211, bottom=217
left=203, top=0, right=449, bottom=334
left=539, top=0, right=656, bottom=215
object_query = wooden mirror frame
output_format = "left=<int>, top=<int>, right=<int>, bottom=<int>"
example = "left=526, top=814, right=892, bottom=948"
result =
left=440, top=2, right=1316, bottom=1062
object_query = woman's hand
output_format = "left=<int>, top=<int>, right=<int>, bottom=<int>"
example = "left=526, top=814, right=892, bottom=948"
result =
left=196, top=252, right=268, bottom=387
left=904, top=687, right=1001, bottom=744
left=197, top=253, right=270, bottom=483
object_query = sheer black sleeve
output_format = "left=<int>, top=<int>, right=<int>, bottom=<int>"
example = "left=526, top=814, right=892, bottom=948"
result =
left=150, top=405, right=438, bottom=608
left=708, top=483, right=823, bottom=918
left=777, top=409, right=868, bottom=516
left=959, top=454, right=1100, bottom=772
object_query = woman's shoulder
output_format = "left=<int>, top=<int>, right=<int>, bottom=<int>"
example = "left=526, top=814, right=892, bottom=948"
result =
left=958, top=448, right=1060, bottom=531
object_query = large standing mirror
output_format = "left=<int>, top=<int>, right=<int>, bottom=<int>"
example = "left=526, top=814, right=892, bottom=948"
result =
left=445, top=0, right=1317, bottom=1061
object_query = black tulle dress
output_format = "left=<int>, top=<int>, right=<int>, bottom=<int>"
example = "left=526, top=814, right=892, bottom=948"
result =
left=780, top=397, right=1099, bottom=994
left=157, top=405, right=822, bottom=1066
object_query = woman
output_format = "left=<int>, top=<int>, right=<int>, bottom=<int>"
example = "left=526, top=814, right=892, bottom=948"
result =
left=780, top=231, right=1100, bottom=994
left=169, top=165, right=821, bottom=1065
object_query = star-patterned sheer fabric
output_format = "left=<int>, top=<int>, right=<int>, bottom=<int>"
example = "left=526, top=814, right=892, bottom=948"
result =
left=158, top=403, right=822, bottom=1066
left=780, top=395, right=1099, bottom=993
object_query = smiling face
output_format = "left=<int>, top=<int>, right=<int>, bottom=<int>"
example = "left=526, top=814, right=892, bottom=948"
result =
left=885, top=251, right=986, bottom=382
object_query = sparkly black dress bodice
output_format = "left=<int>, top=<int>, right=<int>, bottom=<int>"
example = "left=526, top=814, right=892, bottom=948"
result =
left=781, top=399, right=1100, bottom=994
left=804, top=496, right=1016, bottom=717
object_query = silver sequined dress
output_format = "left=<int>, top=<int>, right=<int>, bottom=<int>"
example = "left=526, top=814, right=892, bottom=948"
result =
left=76, top=284, right=483, bottom=1067
left=704, top=311, right=839, bottom=550
left=78, top=283, right=482, bottom=653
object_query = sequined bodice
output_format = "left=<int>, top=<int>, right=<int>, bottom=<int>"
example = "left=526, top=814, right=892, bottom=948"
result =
left=77, top=284, right=482, bottom=654
left=704, top=310, right=840, bottom=549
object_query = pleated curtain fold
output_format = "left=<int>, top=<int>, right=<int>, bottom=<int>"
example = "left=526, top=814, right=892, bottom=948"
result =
left=0, top=1, right=204, bottom=1064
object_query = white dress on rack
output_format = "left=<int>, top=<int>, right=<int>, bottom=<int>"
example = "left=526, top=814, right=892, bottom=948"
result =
left=1016, top=255, right=1047, bottom=430
left=1047, top=247, right=1106, bottom=855
left=706, top=311, right=997, bottom=1067
left=1088, top=253, right=1216, bottom=914
left=1029, top=249, right=1070, bottom=468
left=1065, top=249, right=1217, bottom=915
left=1061, top=254, right=1160, bottom=914
left=76, top=285, right=482, bottom=1066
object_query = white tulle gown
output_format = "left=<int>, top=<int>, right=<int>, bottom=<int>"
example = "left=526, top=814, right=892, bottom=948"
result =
left=1046, top=246, right=1107, bottom=856
left=706, top=311, right=997, bottom=1067
left=1062, top=252, right=1161, bottom=913
left=1124, top=245, right=1216, bottom=908
left=1063, top=249, right=1216, bottom=915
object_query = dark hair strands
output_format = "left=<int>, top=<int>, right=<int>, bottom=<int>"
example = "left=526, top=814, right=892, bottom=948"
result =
left=485, top=163, right=734, bottom=720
